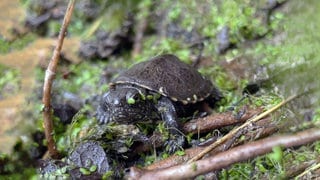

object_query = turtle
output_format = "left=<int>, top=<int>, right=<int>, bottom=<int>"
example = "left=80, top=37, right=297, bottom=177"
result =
left=96, top=54, right=222, bottom=153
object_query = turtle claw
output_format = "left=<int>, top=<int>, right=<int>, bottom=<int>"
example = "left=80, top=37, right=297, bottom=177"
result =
left=96, top=106, right=110, bottom=124
left=164, top=135, right=185, bottom=154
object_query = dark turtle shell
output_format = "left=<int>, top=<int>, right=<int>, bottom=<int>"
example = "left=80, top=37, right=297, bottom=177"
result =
left=110, top=54, right=214, bottom=104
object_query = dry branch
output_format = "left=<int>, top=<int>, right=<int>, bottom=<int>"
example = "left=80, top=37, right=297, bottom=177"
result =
left=128, top=128, right=320, bottom=180
left=296, top=161, right=320, bottom=179
left=187, top=94, right=298, bottom=163
left=42, top=0, right=75, bottom=158
left=134, top=107, right=263, bottom=154
left=285, top=159, right=318, bottom=178
left=143, top=116, right=277, bottom=171
left=182, top=107, right=263, bottom=134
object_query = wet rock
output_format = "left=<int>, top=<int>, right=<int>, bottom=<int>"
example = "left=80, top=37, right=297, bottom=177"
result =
left=68, top=141, right=110, bottom=174
left=61, top=92, right=84, bottom=111
left=266, top=0, right=287, bottom=11
left=25, top=0, right=67, bottom=35
left=28, top=131, right=47, bottom=159
left=242, top=82, right=261, bottom=95
left=166, top=23, right=201, bottom=44
left=75, top=0, right=100, bottom=21
left=79, top=18, right=134, bottom=60
left=216, top=26, right=234, bottom=54
left=51, top=91, right=83, bottom=110
left=38, top=142, right=110, bottom=179
left=24, top=0, right=101, bottom=35
left=78, top=41, right=98, bottom=59
left=99, top=66, right=122, bottom=85
left=303, top=110, right=314, bottom=121
left=38, top=159, right=67, bottom=175
left=52, top=103, right=78, bottom=124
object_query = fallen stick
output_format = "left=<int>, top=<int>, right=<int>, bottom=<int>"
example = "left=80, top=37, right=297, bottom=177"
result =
left=285, top=159, right=318, bottom=178
left=134, top=107, right=263, bottom=154
left=128, top=128, right=320, bottom=180
left=143, top=116, right=277, bottom=170
left=182, top=107, right=263, bottom=134
left=187, top=94, right=298, bottom=163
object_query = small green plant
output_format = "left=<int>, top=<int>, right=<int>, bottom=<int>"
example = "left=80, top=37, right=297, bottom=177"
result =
left=267, top=146, right=285, bottom=177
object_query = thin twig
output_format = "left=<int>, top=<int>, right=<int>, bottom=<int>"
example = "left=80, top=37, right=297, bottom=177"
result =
left=128, top=128, right=320, bottom=180
left=295, top=162, right=320, bottom=179
left=42, top=0, right=75, bottom=159
left=285, top=159, right=317, bottom=178
left=187, top=94, right=299, bottom=163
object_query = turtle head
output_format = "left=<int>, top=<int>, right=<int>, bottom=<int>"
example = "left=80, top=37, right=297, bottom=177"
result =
left=96, top=85, right=152, bottom=124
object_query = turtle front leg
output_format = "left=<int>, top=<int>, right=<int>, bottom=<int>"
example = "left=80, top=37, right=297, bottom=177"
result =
left=155, top=97, right=185, bottom=153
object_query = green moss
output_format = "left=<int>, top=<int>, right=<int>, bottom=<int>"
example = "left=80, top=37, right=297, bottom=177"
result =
left=313, top=108, right=320, bottom=123
left=0, top=152, right=37, bottom=179
left=0, top=64, right=20, bottom=98
left=255, top=0, right=320, bottom=98
left=146, top=0, right=274, bottom=60
left=102, top=171, right=114, bottom=180
left=0, top=168, right=37, bottom=179
left=0, top=34, right=36, bottom=54
left=222, top=163, right=253, bottom=179
left=175, top=150, right=185, bottom=156
left=0, top=38, right=10, bottom=53
left=222, top=140, right=320, bottom=179
left=59, top=107, right=97, bottom=152
left=156, top=122, right=169, bottom=140
left=214, top=1, right=320, bottom=176
left=47, top=21, right=62, bottom=36
left=267, top=146, right=285, bottom=176
left=314, top=141, right=320, bottom=154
